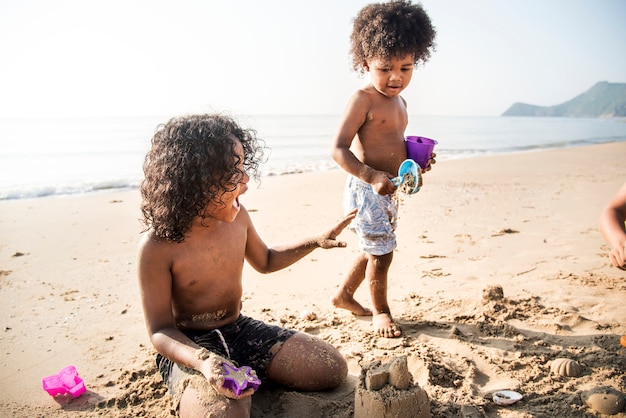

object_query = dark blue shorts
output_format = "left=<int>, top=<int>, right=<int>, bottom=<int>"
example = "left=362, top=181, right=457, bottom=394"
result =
left=156, top=315, right=296, bottom=406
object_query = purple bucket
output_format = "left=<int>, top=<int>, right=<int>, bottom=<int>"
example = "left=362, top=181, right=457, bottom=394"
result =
left=405, top=136, right=437, bottom=169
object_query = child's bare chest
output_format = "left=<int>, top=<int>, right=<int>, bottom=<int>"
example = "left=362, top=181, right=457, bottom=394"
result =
left=171, top=223, right=247, bottom=285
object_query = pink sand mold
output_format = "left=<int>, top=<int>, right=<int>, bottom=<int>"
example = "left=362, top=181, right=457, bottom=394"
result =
left=222, top=362, right=261, bottom=396
left=42, top=365, right=86, bottom=398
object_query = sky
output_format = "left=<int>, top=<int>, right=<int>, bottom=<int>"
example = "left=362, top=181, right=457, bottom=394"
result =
left=1, top=0, right=625, bottom=118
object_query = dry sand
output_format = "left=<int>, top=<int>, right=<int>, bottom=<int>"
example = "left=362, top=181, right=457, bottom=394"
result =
left=1, top=142, right=625, bottom=417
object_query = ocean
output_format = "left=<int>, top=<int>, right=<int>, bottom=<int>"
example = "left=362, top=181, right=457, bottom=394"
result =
left=1, top=115, right=625, bottom=200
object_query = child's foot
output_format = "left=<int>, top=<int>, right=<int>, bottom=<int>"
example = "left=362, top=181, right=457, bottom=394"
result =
left=373, top=313, right=401, bottom=338
left=332, top=294, right=372, bottom=316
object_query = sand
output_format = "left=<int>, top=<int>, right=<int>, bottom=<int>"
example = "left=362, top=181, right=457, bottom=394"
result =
left=1, top=142, right=625, bottom=417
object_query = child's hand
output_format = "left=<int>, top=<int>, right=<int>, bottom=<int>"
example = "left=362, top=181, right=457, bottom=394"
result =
left=199, top=350, right=256, bottom=399
left=316, top=209, right=357, bottom=249
left=371, top=171, right=397, bottom=195
left=609, top=240, right=626, bottom=270
left=422, top=152, right=436, bottom=173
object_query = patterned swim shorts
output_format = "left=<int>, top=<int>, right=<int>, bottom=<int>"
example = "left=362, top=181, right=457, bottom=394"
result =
left=343, top=175, right=398, bottom=256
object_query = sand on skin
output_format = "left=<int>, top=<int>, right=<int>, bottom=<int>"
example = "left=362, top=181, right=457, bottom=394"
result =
left=0, top=142, right=625, bottom=417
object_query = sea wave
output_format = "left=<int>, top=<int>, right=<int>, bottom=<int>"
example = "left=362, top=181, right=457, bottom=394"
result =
left=1, top=115, right=625, bottom=200
left=0, top=179, right=140, bottom=200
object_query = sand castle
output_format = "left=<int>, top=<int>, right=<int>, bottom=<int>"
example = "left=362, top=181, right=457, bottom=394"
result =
left=354, top=355, right=430, bottom=418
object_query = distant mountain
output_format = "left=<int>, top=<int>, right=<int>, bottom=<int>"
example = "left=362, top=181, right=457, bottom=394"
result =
left=502, top=81, right=626, bottom=118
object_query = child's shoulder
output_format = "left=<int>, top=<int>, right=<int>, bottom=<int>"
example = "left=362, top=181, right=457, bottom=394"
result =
left=350, top=85, right=406, bottom=108
left=347, top=85, right=379, bottom=107
left=355, top=84, right=378, bottom=97
left=138, top=229, right=181, bottom=258
left=138, top=229, right=165, bottom=252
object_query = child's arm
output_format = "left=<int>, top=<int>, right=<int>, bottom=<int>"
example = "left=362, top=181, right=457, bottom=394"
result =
left=600, top=182, right=626, bottom=269
left=137, top=234, right=254, bottom=399
left=331, top=91, right=397, bottom=195
left=244, top=208, right=357, bottom=274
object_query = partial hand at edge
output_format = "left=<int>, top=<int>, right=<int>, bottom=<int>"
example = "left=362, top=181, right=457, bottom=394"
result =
left=609, top=241, right=626, bottom=270
left=422, top=152, right=437, bottom=173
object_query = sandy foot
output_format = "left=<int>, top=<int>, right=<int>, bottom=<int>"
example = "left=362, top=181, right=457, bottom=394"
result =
left=332, top=294, right=373, bottom=317
left=373, top=313, right=402, bottom=338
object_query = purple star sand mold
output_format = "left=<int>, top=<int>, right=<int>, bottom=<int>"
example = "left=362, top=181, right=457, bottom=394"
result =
left=222, top=362, right=261, bottom=396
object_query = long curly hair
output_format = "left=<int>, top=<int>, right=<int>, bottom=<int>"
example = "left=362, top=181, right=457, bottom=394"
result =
left=350, top=0, right=436, bottom=74
left=140, top=114, right=265, bottom=243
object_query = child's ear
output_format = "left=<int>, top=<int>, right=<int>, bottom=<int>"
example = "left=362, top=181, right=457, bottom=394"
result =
left=362, top=61, right=370, bottom=72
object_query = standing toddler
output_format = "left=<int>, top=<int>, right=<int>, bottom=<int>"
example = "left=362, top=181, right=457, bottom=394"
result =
left=331, top=0, right=436, bottom=338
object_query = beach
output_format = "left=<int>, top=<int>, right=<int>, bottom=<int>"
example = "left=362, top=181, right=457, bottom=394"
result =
left=1, top=142, right=625, bottom=417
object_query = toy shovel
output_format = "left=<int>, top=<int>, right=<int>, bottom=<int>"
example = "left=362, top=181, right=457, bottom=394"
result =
left=391, top=159, right=421, bottom=194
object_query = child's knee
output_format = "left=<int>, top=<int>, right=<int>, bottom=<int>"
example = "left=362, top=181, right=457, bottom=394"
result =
left=267, top=333, right=347, bottom=390
left=326, top=351, right=349, bottom=387
left=307, top=338, right=348, bottom=389
left=179, top=381, right=251, bottom=418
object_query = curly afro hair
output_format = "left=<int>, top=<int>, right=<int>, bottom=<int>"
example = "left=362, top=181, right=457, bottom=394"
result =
left=350, top=0, right=436, bottom=73
left=140, top=114, right=265, bottom=243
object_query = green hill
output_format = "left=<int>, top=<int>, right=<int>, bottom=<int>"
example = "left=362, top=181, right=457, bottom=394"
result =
left=502, top=81, right=626, bottom=117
